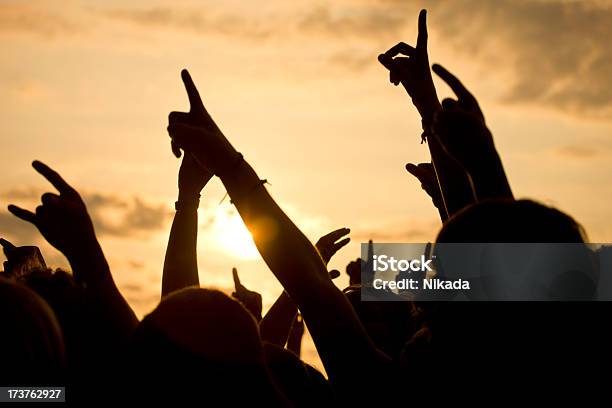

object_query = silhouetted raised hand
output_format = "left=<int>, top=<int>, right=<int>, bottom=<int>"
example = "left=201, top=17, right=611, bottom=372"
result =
left=346, top=240, right=374, bottom=286
left=168, top=70, right=240, bottom=176
left=378, top=10, right=475, bottom=218
left=167, top=70, right=391, bottom=402
left=161, top=151, right=213, bottom=297
left=431, top=64, right=513, bottom=200
left=8, top=161, right=137, bottom=345
left=315, top=227, right=350, bottom=279
left=8, top=162, right=97, bottom=271
left=0, top=238, right=47, bottom=279
left=232, top=267, right=263, bottom=321
left=378, top=9, right=440, bottom=124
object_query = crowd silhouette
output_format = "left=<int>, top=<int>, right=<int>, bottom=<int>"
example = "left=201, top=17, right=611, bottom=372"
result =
left=1, top=9, right=610, bottom=405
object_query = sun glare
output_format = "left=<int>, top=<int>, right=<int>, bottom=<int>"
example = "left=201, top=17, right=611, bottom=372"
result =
left=210, top=206, right=260, bottom=260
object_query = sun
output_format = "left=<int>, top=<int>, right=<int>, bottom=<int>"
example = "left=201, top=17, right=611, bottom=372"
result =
left=210, top=206, right=260, bottom=260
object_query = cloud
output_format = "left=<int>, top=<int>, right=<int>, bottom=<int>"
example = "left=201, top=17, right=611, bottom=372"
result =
left=297, top=4, right=406, bottom=39
left=553, top=144, right=600, bottom=159
left=83, top=193, right=172, bottom=238
left=351, top=217, right=440, bottom=243
left=103, top=7, right=274, bottom=40
left=0, top=211, right=40, bottom=244
left=0, top=188, right=172, bottom=240
left=0, top=3, right=84, bottom=38
left=431, top=0, right=612, bottom=119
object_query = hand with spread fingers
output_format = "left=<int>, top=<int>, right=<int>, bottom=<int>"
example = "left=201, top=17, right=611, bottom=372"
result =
left=167, top=69, right=240, bottom=176
left=8, top=161, right=97, bottom=264
left=232, top=267, right=263, bottom=321
left=315, top=227, right=351, bottom=266
left=378, top=9, right=440, bottom=123
left=431, top=64, right=513, bottom=200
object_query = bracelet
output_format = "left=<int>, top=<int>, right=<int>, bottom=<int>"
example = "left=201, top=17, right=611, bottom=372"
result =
left=175, top=195, right=200, bottom=211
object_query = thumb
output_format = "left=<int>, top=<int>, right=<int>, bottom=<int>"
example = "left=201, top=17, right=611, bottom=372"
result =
left=0, top=238, right=16, bottom=252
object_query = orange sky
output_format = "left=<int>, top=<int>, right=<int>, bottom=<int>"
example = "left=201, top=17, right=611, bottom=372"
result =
left=2, top=0, right=612, bottom=369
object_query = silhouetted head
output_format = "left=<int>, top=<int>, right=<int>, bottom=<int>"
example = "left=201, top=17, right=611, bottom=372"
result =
left=0, top=278, right=65, bottom=384
left=437, top=199, right=586, bottom=243
left=128, top=288, right=286, bottom=405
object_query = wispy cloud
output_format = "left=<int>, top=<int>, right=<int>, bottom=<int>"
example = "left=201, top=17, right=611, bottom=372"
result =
left=0, top=3, right=85, bottom=38
left=0, top=188, right=172, bottom=242
left=432, top=0, right=612, bottom=119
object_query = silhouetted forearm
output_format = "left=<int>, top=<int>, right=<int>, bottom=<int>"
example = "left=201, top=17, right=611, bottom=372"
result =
left=68, top=239, right=138, bottom=342
left=259, top=291, right=298, bottom=346
left=469, top=150, right=513, bottom=201
left=162, top=205, right=200, bottom=297
left=428, top=135, right=477, bottom=217
left=220, top=160, right=387, bottom=393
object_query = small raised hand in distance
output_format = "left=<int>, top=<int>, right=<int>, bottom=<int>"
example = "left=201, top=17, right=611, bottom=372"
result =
left=8, top=161, right=137, bottom=337
left=378, top=9, right=440, bottom=124
left=161, top=152, right=213, bottom=297
left=431, top=64, right=513, bottom=200
left=315, top=227, right=350, bottom=267
left=346, top=240, right=374, bottom=286
left=405, top=163, right=447, bottom=222
left=232, top=267, right=263, bottom=321
left=0, top=238, right=47, bottom=280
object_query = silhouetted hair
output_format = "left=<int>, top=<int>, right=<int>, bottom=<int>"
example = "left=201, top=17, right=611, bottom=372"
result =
left=437, top=199, right=586, bottom=243
left=0, top=278, right=65, bottom=384
left=127, top=288, right=287, bottom=405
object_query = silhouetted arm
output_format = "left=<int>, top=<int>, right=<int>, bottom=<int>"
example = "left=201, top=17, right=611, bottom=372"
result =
left=162, top=153, right=212, bottom=297
left=379, top=10, right=475, bottom=217
left=8, top=161, right=138, bottom=342
left=167, top=70, right=389, bottom=396
left=259, top=290, right=298, bottom=346
left=259, top=229, right=347, bottom=346
left=220, top=161, right=386, bottom=389
left=431, top=64, right=513, bottom=201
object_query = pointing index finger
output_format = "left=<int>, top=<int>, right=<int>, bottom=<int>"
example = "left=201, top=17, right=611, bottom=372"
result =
left=416, top=9, right=428, bottom=51
left=432, top=64, right=476, bottom=105
left=232, top=267, right=242, bottom=289
left=0, top=238, right=16, bottom=252
left=181, top=69, right=205, bottom=115
left=32, top=161, right=77, bottom=197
